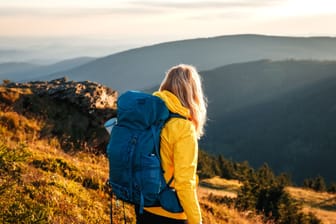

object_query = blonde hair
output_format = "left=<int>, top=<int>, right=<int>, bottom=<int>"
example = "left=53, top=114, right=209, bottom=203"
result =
left=159, top=64, right=207, bottom=138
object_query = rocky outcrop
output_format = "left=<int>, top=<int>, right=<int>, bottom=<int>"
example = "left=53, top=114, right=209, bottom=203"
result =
left=6, top=77, right=117, bottom=111
left=2, top=77, right=118, bottom=153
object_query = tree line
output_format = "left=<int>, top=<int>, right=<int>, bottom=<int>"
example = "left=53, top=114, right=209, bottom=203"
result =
left=197, top=150, right=336, bottom=224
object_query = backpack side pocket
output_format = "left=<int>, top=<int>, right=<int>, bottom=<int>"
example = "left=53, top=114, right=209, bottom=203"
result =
left=134, top=154, right=162, bottom=206
left=159, top=186, right=183, bottom=213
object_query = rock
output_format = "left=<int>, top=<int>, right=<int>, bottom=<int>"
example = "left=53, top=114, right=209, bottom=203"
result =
left=5, top=77, right=117, bottom=116
left=2, top=77, right=118, bottom=153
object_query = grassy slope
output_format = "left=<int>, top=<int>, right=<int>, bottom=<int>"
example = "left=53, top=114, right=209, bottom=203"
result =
left=198, top=177, right=265, bottom=224
left=1, top=86, right=335, bottom=223
left=0, top=112, right=261, bottom=224
left=287, top=187, right=336, bottom=224
left=0, top=86, right=132, bottom=223
left=2, top=115, right=335, bottom=224
left=200, top=177, right=336, bottom=224
left=0, top=121, right=135, bottom=223
left=0, top=87, right=259, bottom=224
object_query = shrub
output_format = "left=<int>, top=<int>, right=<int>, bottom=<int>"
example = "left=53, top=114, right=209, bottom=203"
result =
left=0, top=112, right=20, bottom=130
left=303, top=176, right=327, bottom=192
left=0, top=87, right=23, bottom=104
left=0, top=111, right=41, bottom=142
left=235, top=164, right=322, bottom=224
left=328, top=182, right=336, bottom=193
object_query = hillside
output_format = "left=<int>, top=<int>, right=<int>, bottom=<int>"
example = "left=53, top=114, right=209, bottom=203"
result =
left=0, top=62, right=39, bottom=78
left=199, top=60, right=336, bottom=184
left=37, top=34, right=336, bottom=92
left=0, top=80, right=274, bottom=224
left=2, top=80, right=335, bottom=223
left=200, top=177, right=336, bottom=224
left=287, top=187, right=336, bottom=224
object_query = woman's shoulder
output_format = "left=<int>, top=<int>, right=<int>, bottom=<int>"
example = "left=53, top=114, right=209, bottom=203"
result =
left=163, top=117, right=196, bottom=141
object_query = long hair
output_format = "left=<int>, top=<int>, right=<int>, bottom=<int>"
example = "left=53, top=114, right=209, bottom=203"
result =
left=159, top=64, right=207, bottom=138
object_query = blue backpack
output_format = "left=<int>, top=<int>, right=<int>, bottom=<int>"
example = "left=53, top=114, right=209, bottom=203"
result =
left=106, top=91, right=184, bottom=214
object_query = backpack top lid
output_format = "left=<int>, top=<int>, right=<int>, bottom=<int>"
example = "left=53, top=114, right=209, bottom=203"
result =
left=117, top=91, right=170, bottom=130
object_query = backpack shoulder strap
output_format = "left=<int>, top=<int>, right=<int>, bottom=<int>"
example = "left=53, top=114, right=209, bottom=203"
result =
left=164, top=112, right=188, bottom=188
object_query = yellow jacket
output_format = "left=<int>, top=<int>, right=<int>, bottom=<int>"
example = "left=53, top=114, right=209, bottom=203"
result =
left=144, top=90, right=202, bottom=224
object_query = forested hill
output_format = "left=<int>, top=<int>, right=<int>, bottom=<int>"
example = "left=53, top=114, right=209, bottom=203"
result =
left=199, top=59, right=336, bottom=184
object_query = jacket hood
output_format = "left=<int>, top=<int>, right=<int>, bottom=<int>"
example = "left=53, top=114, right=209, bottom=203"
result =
left=153, top=90, right=191, bottom=119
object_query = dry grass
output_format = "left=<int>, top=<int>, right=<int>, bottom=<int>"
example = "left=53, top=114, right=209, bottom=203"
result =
left=0, top=111, right=41, bottom=142
left=200, top=176, right=242, bottom=198
left=198, top=177, right=266, bottom=224
left=2, top=104, right=335, bottom=223
left=0, top=86, right=32, bottom=103
left=200, top=177, right=336, bottom=224
left=0, top=118, right=128, bottom=223
left=9, top=140, right=112, bottom=223
left=287, top=186, right=336, bottom=224
left=3, top=129, right=335, bottom=224
left=200, top=199, right=266, bottom=224
left=302, top=207, right=336, bottom=224
left=0, top=110, right=262, bottom=224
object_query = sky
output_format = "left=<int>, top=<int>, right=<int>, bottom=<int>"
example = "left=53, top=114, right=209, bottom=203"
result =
left=1, top=0, right=336, bottom=63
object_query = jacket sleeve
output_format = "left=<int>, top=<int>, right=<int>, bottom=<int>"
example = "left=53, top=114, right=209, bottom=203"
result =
left=173, top=121, right=202, bottom=224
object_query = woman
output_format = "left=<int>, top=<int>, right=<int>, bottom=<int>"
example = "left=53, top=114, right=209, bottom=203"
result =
left=136, top=64, right=207, bottom=224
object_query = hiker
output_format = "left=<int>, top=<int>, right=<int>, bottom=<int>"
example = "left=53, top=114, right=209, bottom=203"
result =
left=135, top=64, right=207, bottom=224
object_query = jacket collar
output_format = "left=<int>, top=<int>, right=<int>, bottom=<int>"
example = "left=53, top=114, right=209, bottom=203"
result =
left=153, top=90, right=191, bottom=119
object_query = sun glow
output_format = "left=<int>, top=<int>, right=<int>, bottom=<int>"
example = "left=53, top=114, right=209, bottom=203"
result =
left=0, top=0, right=335, bottom=62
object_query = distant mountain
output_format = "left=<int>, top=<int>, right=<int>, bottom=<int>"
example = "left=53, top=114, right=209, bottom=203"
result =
left=41, top=34, right=336, bottom=92
left=0, top=62, right=40, bottom=78
left=0, top=49, right=30, bottom=64
left=0, top=57, right=95, bottom=82
left=199, top=60, right=336, bottom=184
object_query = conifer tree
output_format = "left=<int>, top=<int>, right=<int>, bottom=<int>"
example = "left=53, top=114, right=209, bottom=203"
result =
left=328, top=182, right=336, bottom=193
left=313, top=176, right=327, bottom=192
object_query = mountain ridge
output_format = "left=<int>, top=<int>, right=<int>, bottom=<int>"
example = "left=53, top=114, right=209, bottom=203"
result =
left=0, top=56, right=95, bottom=82
left=33, top=34, right=336, bottom=92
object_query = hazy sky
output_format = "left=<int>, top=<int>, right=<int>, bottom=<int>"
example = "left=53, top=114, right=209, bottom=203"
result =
left=1, top=0, right=336, bottom=62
